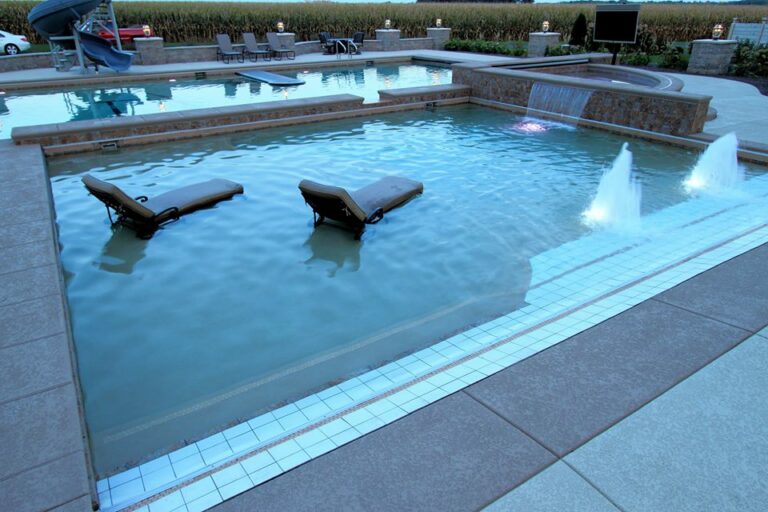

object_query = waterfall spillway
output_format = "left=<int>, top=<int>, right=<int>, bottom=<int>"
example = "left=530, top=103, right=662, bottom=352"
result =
left=684, top=132, right=743, bottom=194
left=527, top=82, right=593, bottom=119
left=583, top=143, right=642, bottom=229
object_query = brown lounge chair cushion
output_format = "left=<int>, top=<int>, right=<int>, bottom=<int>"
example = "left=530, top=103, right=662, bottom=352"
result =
left=83, top=174, right=244, bottom=227
left=299, top=176, right=423, bottom=226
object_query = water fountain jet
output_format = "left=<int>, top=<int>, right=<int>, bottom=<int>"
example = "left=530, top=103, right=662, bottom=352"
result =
left=684, top=132, right=742, bottom=194
left=583, top=143, right=642, bottom=230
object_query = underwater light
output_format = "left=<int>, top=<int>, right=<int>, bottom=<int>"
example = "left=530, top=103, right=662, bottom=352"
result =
left=169, top=78, right=176, bottom=82
left=582, top=205, right=606, bottom=222
left=513, top=120, right=548, bottom=134
left=684, top=175, right=706, bottom=190
left=0, top=91, right=5, bottom=95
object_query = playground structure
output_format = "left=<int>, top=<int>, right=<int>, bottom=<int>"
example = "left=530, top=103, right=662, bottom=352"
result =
left=27, top=0, right=132, bottom=73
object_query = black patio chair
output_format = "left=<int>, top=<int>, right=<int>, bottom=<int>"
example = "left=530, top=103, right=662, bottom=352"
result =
left=216, top=34, right=244, bottom=64
left=266, top=32, right=296, bottom=60
left=242, top=32, right=272, bottom=62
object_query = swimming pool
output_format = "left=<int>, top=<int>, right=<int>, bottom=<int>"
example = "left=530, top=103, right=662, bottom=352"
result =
left=0, top=61, right=451, bottom=139
left=48, top=104, right=766, bottom=477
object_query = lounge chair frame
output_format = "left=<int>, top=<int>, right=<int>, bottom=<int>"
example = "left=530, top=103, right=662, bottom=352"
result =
left=299, top=177, right=422, bottom=240
left=266, top=32, right=296, bottom=60
left=242, top=32, right=271, bottom=62
left=216, top=34, right=244, bottom=64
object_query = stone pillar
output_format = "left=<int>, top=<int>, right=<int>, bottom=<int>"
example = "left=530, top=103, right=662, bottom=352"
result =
left=275, top=32, right=296, bottom=51
left=427, top=27, right=452, bottom=50
left=134, top=37, right=165, bottom=65
left=375, top=29, right=401, bottom=51
left=528, top=32, right=561, bottom=58
left=687, top=39, right=738, bottom=75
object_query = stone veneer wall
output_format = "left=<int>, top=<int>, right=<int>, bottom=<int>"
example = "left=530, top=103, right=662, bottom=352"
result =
left=0, top=52, right=54, bottom=72
left=453, top=64, right=710, bottom=136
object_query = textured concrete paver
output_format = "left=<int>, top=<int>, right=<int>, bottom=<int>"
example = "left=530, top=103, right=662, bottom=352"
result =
left=483, top=462, right=619, bottom=512
left=566, top=334, right=768, bottom=512
left=655, top=244, right=768, bottom=332
left=0, top=334, right=72, bottom=403
left=0, top=141, right=93, bottom=510
left=0, top=385, right=85, bottom=479
left=0, top=295, right=67, bottom=349
left=0, top=452, right=91, bottom=512
left=214, top=393, right=555, bottom=512
left=465, top=300, right=749, bottom=456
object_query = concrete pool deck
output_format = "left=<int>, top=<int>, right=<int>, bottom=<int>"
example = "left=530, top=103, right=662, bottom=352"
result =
left=213, top=244, right=768, bottom=512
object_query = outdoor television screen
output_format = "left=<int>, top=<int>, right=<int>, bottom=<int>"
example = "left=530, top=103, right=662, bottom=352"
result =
left=593, top=5, right=641, bottom=44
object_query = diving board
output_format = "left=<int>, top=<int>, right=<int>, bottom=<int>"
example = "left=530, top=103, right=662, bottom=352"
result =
left=237, top=70, right=305, bottom=86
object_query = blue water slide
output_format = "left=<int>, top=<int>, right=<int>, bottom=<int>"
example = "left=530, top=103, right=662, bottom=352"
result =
left=78, top=30, right=133, bottom=72
left=28, top=0, right=132, bottom=71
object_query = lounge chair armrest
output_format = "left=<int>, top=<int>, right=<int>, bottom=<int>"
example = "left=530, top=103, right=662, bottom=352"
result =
left=365, top=207, right=384, bottom=224
left=135, top=195, right=149, bottom=202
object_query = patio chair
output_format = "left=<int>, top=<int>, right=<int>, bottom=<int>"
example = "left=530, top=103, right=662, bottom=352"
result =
left=242, top=32, right=271, bottom=62
left=351, top=32, right=364, bottom=54
left=318, top=31, right=335, bottom=54
left=298, top=176, right=423, bottom=239
left=216, top=34, right=244, bottom=64
left=266, top=32, right=296, bottom=60
left=82, top=174, right=244, bottom=237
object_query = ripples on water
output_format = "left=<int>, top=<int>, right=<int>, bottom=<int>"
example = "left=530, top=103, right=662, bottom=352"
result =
left=49, top=104, right=712, bottom=475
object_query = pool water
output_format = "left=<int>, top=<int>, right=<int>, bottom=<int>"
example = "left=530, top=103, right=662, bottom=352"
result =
left=47, top=104, right=763, bottom=476
left=0, top=62, right=451, bottom=138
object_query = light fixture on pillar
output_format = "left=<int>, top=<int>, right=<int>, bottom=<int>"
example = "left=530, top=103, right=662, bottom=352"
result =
left=142, top=25, right=151, bottom=38
left=384, top=19, right=391, bottom=30
left=542, top=20, right=550, bottom=33
left=436, top=19, right=442, bottom=28
left=712, top=23, right=724, bottom=40
left=277, top=21, right=285, bottom=33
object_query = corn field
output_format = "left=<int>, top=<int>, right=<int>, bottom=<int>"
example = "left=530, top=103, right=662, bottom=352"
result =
left=2, top=1, right=766, bottom=45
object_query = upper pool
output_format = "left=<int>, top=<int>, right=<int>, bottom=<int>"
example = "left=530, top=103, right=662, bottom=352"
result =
left=0, top=61, right=451, bottom=138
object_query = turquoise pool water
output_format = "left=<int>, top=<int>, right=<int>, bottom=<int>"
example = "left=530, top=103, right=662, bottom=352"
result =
left=47, top=104, right=764, bottom=476
left=0, top=62, right=451, bottom=138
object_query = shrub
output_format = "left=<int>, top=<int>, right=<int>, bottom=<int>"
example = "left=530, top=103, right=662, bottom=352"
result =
left=445, top=38, right=522, bottom=56
left=621, top=52, right=651, bottom=66
left=544, top=44, right=585, bottom=57
left=658, top=46, right=689, bottom=70
left=732, top=41, right=768, bottom=77
left=569, top=13, right=587, bottom=47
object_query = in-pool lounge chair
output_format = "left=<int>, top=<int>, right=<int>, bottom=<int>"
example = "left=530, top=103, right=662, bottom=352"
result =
left=243, top=32, right=271, bottom=62
left=83, top=175, right=244, bottom=237
left=216, top=34, right=244, bottom=63
left=298, top=176, right=423, bottom=239
left=266, top=32, right=296, bottom=60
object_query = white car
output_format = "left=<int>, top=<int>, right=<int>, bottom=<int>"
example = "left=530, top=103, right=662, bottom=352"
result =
left=0, top=30, right=31, bottom=56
